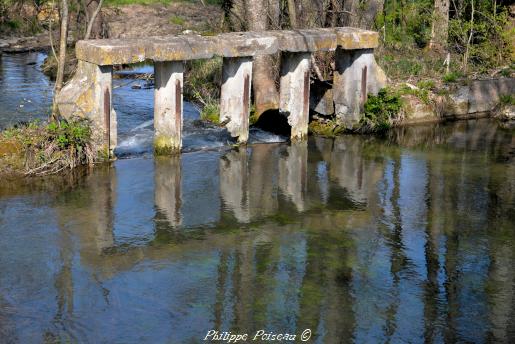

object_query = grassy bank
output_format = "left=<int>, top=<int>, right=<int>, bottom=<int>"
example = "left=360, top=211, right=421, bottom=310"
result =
left=0, top=118, right=97, bottom=177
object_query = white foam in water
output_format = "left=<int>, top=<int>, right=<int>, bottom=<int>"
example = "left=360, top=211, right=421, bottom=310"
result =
left=131, top=119, right=154, bottom=132
left=116, top=132, right=154, bottom=156
left=249, top=128, right=287, bottom=144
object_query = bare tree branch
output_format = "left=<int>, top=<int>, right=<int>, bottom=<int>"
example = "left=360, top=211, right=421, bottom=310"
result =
left=84, top=0, right=104, bottom=40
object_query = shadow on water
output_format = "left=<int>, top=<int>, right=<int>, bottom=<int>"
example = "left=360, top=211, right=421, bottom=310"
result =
left=0, top=118, right=514, bottom=343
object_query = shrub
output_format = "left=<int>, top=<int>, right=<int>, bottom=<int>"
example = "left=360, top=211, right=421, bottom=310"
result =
left=500, top=95, right=515, bottom=106
left=360, top=88, right=403, bottom=132
left=443, top=71, right=462, bottom=83
left=0, top=118, right=96, bottom=177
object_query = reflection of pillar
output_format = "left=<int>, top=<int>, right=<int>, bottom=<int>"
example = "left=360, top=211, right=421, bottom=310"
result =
left=154, top=156, right=182, bottom=227
left=279, top=141, right=308, bottom=211
left=220, top=145, right=279, bottom=223
left=86, top=165, right=116, bottom=253
left=248, top=144, right=279, bottom=218
left=220, top=149, right=250, bottom=223
left=154, top=61, right=184, bottom=155
left=220, top=57, right=253, bottom=143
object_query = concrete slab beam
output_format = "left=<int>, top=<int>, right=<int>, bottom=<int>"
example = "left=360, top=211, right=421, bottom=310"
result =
left=270, top=29, right=337, bottom=52
left=280, top=52, right=311, bottom=140
left=220, top=57, right=253, bottom=144
left=154, top=61, right=184, bottom=155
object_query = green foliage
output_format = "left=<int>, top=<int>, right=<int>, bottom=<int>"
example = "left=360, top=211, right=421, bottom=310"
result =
left=399, top=85, right=431, bottom=104
left=308, top=120, right=345, bottom=138
left=360, top=88, right=403, bottom=132
left=0, top=118, right=96, bottom=176
left=185, top=57, right=222, bottom=105
left=500, top=95, right=515, bottom=106
left=449, top=1, right=513, bottom=69
left=443, top=71, right=462, bottom=83
left=169, top=15, right=185, bottom=26
left=46, top=120, right=92, bottom=149
left=379, top=0, right=433, bottom=48
left=200, top=102, right=220, bottom=124
left=378, top=0, right=512, bottom=74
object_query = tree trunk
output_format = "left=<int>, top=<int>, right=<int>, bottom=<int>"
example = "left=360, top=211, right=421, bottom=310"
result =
left=246, top=0, right=279, bottom=117
left=343, top=0, right=383, bottom=29
left=287, top=0, right=298, bottom=28
left=86, top=0, right=104, bottom=39
left=429, top=0, right=450, bottom=52
left=52, top=0, right=69, bottom=120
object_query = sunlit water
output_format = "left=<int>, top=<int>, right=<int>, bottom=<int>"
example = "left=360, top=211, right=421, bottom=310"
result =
left=0, top=53, right=286, bottom=155
left=0, top=53, right=514, bottom=343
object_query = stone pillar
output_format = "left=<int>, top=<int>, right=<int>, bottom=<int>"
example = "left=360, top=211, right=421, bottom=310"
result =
left=333, top=48, right=386, bottom=128
left=280, top=52, right=311, bottom=141
left=154, top=61, right=184, bottom=155
left=220, top=57, right=253, bottom=144
left=56, top=60, right=116, bottom=158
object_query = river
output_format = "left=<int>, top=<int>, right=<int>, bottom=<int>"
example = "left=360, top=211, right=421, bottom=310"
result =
left=0, top=53, right=514, bottom=343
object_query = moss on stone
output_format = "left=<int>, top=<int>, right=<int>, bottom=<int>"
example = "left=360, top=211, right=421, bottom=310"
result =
left=308, top=120, right=345, bottom=138
left=154, top=135, right=180, bottom=156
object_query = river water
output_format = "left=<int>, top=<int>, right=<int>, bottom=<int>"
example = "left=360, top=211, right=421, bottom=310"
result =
left=0, top=53, right=514, bottom=343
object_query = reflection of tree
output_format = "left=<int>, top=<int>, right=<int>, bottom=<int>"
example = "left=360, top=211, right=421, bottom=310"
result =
left=382, top=157, right=407, bottom=339
left=485, top=142, right=515, bottom=343
left=423, top=161, right=442, bottom=343
left=296, top=223, right=356, bottom=342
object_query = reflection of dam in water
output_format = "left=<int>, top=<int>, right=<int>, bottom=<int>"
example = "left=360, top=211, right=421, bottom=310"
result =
left=1, top=119, right=514, bottom=343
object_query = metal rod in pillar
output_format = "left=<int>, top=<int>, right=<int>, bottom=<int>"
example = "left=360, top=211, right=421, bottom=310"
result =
left=154, top=61, right=184, bottom=155
left=220, top=57, right=253, bottom=144
left=99, top=65, right=116, bottom=158
left=279, top=52, right=311, bottom=140
left=333, top=48, right=381, bottom=128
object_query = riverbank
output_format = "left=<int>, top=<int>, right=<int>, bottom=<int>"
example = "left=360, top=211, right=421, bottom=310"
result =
left=0, top=118, right=98, bottom=178
left=308, top=75, right=515, bottom=137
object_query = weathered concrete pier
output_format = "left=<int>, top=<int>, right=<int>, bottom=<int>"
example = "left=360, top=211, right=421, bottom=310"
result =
left=57, top=27, right=385, bottom=156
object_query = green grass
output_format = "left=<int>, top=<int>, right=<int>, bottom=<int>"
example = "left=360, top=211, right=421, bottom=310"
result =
left=169, top=15, right=185, bottom=26
left=500, top=95, right=515, bottom=106
left=200, top=102, right=220, bottom=124
left=0, top=118, right=97, bottom=177
left=442, top=71, right=463, bottom=83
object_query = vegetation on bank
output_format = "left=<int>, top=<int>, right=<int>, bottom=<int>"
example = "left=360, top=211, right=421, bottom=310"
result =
left=0, top=119, right=97, bottom=177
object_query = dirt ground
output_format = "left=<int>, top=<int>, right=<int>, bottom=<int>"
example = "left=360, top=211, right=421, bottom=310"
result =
left=0, top=3, right=223, bottom=53
left=104, top=3, right=223, bottom=39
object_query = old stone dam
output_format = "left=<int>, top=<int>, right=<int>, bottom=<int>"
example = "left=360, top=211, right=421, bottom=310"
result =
left=0, top=50, right=514, bottom=342
left=57, top=28, right=385, bottom=155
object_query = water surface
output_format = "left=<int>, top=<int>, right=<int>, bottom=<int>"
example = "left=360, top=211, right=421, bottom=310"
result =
left=1, top=53, right=514, bottom=344
left=1, top=120, right=514, bottom=343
